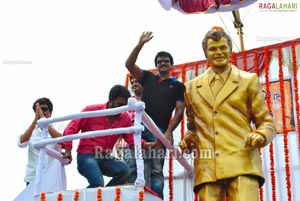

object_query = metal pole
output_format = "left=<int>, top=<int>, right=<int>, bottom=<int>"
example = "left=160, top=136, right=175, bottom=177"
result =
left=232, top=10, right=245, bottom=51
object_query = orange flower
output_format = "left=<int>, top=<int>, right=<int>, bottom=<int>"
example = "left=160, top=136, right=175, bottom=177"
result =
left=40, top=192, right=46, bottom=201
left=74, top=191, right=79, bottom=201
left=139, top=190, right=144, bottom=201
left=97, top=188, right=102, bottom=201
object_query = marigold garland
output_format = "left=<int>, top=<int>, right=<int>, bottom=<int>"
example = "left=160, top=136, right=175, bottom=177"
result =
left=257, top=148, right=264, bottom=201
left=180, top=118, right=185, bottom=140
left=264, top=46, right=271, bottom=113
left=243, top=50, right=247, bottom=71
left=125, top=74, right=129, bottom=88
left=180, top=64, right=185, bottom=141
left=253, top=49, right=258, bottom=74
left=57, top=193, right=63, bottom=201
left=291, top=40, right=300, bottom=150
left=181, top=64, right=186, bottom=84
left=194, top=62, right=198, bottom=77
left=40, top=192, right=46, bottom=201
left=170, top=68, right=175, bottom=77
left=179, top=63, right=185, bottom=147
left=180, top=116, right=185, bottom=155
left=168, top=114, right=174, bottom=201
left=269, top=142, right=276, bottom=200
left=206, top=60, right=210, bottom=68
left=278, top=44, right=292, bottom=201
left=264, top=46, right=276, bottom=201
left=73, top=190, right=79, bottom=201
left=139, top=190, right=144, bottom=201
left=97, top=187, right=102, bottom=201
left=169, top=151, right=173, bottom=201
left=231, top=52, right=236, bottom=66
left=194, top=193, right=199, bottom=201
left=115, top=187, right=121, bottom=201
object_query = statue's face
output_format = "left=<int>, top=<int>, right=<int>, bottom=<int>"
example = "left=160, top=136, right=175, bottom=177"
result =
left=206, top=37, right=231, bottom=71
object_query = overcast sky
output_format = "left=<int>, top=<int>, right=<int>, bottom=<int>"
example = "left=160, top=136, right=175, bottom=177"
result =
left=0, top=0, right=299, bottom=200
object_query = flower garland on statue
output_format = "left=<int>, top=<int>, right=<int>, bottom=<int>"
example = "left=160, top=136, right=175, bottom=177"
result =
left=291, top=40, right=300, bottom=150
left=264, top=46, right=277, bottom=201
left=278, top=44, right=292, bottom=201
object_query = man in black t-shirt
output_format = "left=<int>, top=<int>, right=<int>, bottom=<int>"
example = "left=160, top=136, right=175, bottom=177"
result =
left=125, top=31, right=185, bottom=199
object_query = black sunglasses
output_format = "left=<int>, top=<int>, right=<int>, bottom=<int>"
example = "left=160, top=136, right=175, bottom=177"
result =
left=157, top=59, right=170, bottom=64
left=41, top=107, right=49, bottom=112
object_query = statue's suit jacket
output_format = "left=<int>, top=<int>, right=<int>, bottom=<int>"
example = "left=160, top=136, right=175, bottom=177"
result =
left=184, top=64, right=276, bottom=193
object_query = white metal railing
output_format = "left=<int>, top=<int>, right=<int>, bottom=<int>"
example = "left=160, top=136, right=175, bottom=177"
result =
left=31, top=97, right=194, bottom=195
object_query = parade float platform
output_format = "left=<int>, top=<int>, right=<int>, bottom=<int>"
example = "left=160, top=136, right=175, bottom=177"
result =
left=14, top=102, right=175, bottom=201
left=14, top=157, right=162, bottom=201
